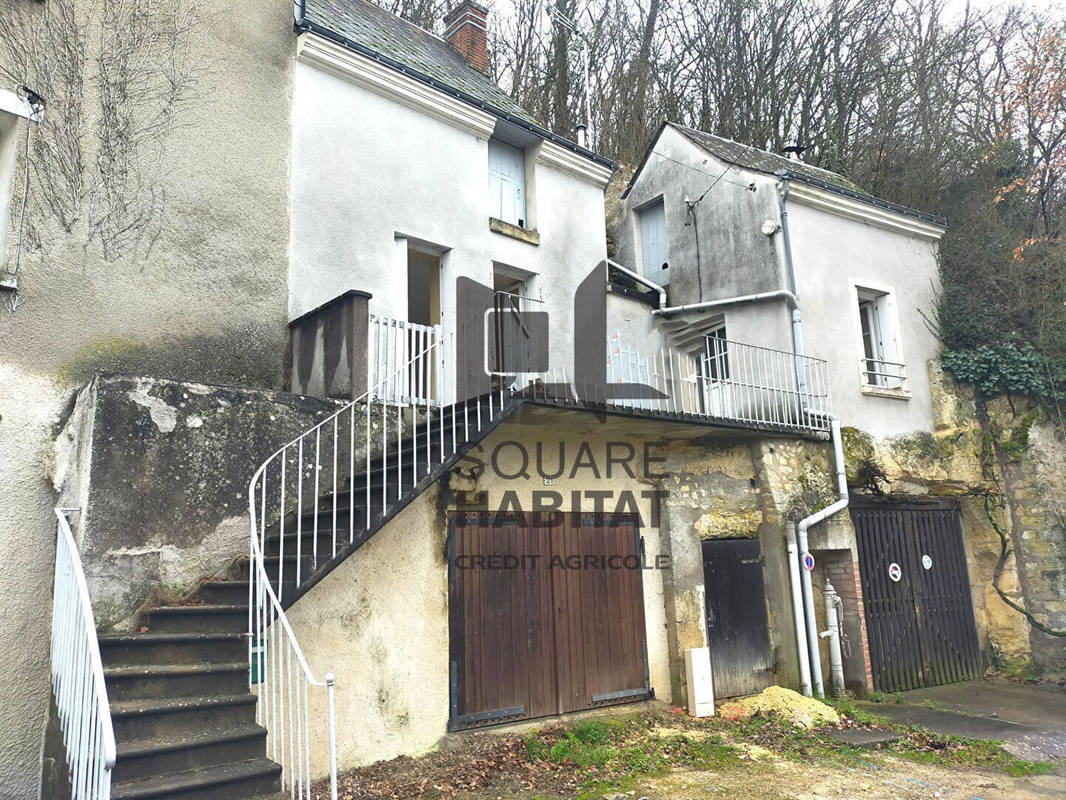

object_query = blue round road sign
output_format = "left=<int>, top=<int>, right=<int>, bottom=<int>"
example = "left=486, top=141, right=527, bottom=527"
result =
left=802, top=552, right=815, bottom=571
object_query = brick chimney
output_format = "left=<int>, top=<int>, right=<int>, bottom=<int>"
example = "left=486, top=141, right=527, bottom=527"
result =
left=444, top=1, right=489, bottom=74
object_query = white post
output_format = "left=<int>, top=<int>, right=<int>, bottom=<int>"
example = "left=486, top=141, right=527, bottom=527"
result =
left=326, top=673, right=337, bottom=800
left=822, top=580, right=847, bottom=697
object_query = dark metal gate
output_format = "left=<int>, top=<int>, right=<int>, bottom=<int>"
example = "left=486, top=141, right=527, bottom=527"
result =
left=702, top=538, right=773, bottom=699
left=851, top=500, right=982, bottom=693
left=448, top=512, right=651, bottom=729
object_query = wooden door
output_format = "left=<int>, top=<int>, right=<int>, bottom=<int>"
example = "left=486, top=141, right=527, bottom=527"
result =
left=702, top=538, right=774, bottom=698
left=851, top=500, right=981, bottom=692
left=449, top=512, right=649, bottom=729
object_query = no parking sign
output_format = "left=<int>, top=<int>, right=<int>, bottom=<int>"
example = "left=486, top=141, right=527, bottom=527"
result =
left=802, top=552, right=815, bottom=571
left=888, top=562, right=902, bottom=582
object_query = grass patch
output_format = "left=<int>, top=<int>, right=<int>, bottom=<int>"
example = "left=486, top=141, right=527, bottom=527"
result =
left=522, top=713, right=746, bottom=795
left=891, top=728, right=1055, bottom=776
left=823, top=695, right=883, bottom=727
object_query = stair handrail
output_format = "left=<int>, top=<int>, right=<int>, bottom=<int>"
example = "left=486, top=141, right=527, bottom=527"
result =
left=245, top=519, right=337, bottom=800
left=51, top=508, right=116, bottom=800
left=246, top=309, right=499, bottom=799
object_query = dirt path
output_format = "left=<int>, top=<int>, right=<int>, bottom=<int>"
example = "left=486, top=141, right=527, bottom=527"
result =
left=622, top=755, right=1066, bottom=800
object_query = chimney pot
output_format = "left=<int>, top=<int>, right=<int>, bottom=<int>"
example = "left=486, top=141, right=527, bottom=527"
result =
left=445, top=1, right=490, bottom=75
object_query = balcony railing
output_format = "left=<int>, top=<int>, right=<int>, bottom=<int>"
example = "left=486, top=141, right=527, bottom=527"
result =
left=607, top=332, right=832, bottom=434
left=860, top=357, right=908, bottom=392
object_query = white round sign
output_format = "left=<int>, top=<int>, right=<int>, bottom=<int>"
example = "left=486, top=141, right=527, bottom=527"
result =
left=922, top=554, right=933, bottom=570
left=888, top=562, right=902, bottom=582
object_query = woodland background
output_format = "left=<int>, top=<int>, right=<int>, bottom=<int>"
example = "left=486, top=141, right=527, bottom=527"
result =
left=387, top=0, right=1065, bottom=409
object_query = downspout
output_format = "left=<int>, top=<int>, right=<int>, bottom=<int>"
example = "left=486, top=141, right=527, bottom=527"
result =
left=785, top=521, right=812, bottom=697
left=796, top=418, right=849, bottom=697
left=776, top=173, right=809, bottom=396
left=293, top=0, right=306, bottom=27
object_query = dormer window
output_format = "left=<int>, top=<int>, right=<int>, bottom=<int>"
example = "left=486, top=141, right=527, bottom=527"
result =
left=488, top=137, right=526, bottom=228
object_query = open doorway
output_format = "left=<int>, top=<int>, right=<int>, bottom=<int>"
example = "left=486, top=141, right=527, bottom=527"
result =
left=408, top=249, right=441, bottom=327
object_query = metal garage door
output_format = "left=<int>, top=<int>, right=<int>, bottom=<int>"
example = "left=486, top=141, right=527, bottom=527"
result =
left=448, top=512, right=650, bottom=729
left=851, top=499, right=982, bottom=693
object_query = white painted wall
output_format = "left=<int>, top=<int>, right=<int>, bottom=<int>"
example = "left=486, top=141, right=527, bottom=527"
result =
left=289, top=35, right=611, bottom=389
left=786, top=196, right=942, bottom=435
left=616, top=127, right=943, bottom=439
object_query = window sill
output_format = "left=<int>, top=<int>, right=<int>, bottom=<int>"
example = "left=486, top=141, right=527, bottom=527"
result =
left=489, top=218, right=540, bottom=246
left=861, top=384, right=911, bottom=400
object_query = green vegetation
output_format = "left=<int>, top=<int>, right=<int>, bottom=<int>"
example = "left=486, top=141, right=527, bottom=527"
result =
left=890, top=728, right=1055, bottom=777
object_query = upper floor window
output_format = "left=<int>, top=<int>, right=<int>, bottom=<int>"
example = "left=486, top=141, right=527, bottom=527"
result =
left=856, top=286, right=906, bottom=391
left=637, top=199, right=669, bottom=283
left=488, top=137, right=526, bottom=228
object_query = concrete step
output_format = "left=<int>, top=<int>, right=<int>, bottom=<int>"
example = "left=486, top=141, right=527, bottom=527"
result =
left=110, top=756, right=281, bottom=800
left=144, top=604, right=247, bottom=634
left=99, top=632, right=246, bottom=667
left=105, top=662, right=248, bottom=700
left=189, top=580, right=253, bottom=605
left=111, top=693, right=258, bottom=741
left=113, top=724, right=268, bottom=784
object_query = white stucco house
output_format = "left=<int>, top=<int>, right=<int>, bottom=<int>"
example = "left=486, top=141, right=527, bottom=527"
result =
left=288, top=0, right=614, bottom=397
left=613, top=122, right=948, bottom=439
left=17, top=4, right=1010, bottom=799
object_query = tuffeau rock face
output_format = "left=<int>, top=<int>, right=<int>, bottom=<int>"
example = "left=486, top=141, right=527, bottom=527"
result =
left=841, top=360, right=1066, bottom=675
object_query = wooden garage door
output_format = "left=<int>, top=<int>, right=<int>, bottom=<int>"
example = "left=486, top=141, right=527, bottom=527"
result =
left=852, top=499, right=982, bottom=693
left=448, top=512, right=650, bottom=730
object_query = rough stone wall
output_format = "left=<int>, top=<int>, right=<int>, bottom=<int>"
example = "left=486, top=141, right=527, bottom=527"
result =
left=844, top=360, right=1066, bottom=675
left=0, top=2, right=294, bottom=787
left=54, top=375, right=352, bottom=630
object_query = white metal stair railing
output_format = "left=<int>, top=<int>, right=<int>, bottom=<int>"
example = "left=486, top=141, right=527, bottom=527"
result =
left=246, top=313, right=834, bottom=796
left=368, top=314, right=441, bottom=405
left=246, top=531, right=337, bottom=800
left=247, top=310, right=554, bottom=798
left=51, top=508, right=117, bottom=800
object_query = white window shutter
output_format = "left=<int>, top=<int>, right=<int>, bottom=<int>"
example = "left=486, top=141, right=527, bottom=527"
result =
left=488, top=138, right=526, bottom=227
left=639, top=201, right=669, bottom=283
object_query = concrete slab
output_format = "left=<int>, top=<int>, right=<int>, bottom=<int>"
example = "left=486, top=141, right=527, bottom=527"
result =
left=859, top=678, right=1066, bottom=762
left=900, top=678, right=1066, bottom=733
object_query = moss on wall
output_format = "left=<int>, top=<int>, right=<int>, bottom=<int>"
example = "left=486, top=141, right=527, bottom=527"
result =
left=59, top=323, right=285, bottom=390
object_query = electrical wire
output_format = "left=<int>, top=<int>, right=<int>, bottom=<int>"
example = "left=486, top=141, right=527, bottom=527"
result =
left=649, top=147, right=759, bottom=193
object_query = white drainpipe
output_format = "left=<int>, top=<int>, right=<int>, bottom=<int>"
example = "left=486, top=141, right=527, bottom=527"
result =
left=606, top=259, right=667, bottom=309
left=785, top=521, right=813, bottom=697
left=796, top=417, right=849, bottom=698
left=650, top=288, right=798, bottom=317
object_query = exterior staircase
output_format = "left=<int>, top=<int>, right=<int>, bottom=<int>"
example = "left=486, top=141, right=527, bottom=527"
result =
left=98, top=577, right=281, bottom=799
left=93, top=392, right=516, bottom=798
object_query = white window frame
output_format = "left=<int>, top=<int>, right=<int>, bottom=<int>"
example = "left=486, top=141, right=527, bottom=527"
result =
left=849, top=280, right=909, bottom=396
left=488, top=137, right=527, bottom=228
left=636, top=198, right=670, bottom=284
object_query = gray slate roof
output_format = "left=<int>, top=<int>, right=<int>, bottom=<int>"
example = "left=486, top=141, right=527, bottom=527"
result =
left=669, top=123, right=862, bottom=192
left=663, top=123, right=945, bottom=226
